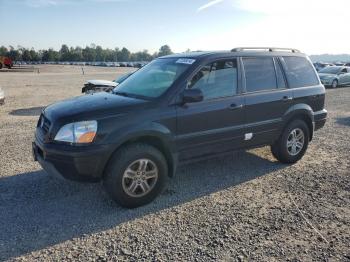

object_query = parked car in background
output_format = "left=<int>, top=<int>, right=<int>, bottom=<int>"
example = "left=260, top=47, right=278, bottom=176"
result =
left=82, top=72, right=134, bottom=94
left=0, top=86, right=5, bottom=105
left=318, top=66, right=350, bottom=88
left=33, top=47, right=327, bottom=208
left=0, top=56, right=13, bottom=69
left=313, top=62, right=333, bottom=72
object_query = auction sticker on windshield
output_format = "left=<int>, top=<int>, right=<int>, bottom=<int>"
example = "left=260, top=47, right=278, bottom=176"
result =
left=176, top=58, right=196, bottom=65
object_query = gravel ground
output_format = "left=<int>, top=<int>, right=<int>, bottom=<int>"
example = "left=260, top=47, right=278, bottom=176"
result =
left=0, top=65, right=349, bottom=261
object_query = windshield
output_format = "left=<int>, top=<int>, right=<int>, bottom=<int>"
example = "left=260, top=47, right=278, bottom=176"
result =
left=319, top=66, right=341, bottom=74
left=113, top=58, right=192, bottom=98
left=114, top=72, right=133, bottom=84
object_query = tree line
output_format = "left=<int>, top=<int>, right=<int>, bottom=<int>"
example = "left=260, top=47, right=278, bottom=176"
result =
left=0, top=44, right=173, bottom=62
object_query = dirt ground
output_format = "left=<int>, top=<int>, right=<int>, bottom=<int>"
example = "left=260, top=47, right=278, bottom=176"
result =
left=0, top=65, right=349, bottom=261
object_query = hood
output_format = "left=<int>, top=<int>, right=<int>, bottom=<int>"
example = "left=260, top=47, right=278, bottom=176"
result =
left=86, top=80, right=118, bottom=87
left=318, top=73, right=336, bottom=79
left=44, top=92, right=148, bottom=123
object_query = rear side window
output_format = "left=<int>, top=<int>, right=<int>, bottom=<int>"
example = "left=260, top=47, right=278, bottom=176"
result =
left=282, top=57, right=319, bottom=88
left=243, top=57, right=277, bottom=92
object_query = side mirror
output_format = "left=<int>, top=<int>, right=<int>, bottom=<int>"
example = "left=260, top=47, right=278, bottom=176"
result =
left=182, top=89, right=203, bottom=104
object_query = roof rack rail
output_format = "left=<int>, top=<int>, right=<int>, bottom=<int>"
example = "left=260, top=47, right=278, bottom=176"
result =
left=231, top=47, right=300, bottom=53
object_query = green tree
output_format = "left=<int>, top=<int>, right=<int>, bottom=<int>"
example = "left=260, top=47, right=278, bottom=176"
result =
left=22, top=49, right=32, bottom=61
left=158, top=45, right=173, bottom=57
left=0, top=46, right=8, bottom=56
left=82, top=46, right=96, bottom=62
left=59, top=44, right=70, bottom=61
left=95, top=45, right=106, bottom=61
left=29, top=49, right=40, bottom=61
left=118, top=47, right=131, bottom=62
left=42, top=49, right=59, bottom=62
left=7, top=46, right=21, bottom=61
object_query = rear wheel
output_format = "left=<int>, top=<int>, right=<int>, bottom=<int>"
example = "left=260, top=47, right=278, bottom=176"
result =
left=103, top=143, right=168, bottom=208
left=0, top=63, right=3, bottom=70
left=271, top=119, right=309, bottom=164
left=331, top=79, right=338, bottom=88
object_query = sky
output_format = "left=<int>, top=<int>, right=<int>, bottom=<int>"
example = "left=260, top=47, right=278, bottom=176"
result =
left=0, top=0, right=349, bottom=55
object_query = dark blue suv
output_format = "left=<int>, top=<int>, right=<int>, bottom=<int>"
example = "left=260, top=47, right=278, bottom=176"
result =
left=33, top=47, right=327, bottom=208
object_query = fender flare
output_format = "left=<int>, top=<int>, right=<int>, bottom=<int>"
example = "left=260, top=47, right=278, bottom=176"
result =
left=105, top=122, right=178, bottom=177
left=282, top=104, right=314, bottom=140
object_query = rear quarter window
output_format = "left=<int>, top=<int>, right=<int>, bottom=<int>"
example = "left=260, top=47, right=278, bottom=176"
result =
left=282, top=56, right=320, bottom=88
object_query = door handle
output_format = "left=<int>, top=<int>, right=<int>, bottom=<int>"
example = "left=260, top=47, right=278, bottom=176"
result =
left=228, top=104, right=243, bottom=110
left=281, top=96, right=293, bottom=101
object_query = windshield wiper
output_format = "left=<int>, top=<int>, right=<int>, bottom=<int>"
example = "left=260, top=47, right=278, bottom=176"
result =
left=113, top=91, right=132, bottom=97
left=113, top=91, right=147, bottom=100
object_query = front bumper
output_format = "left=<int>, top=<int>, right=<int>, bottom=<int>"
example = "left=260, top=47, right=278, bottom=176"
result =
left=314, top=109, right=327, bottom=131
left=33, top=133, right=114, bottom=182
left=0, top=90, right=4, bottom=105
left=320, top=79, right=334, bottom=86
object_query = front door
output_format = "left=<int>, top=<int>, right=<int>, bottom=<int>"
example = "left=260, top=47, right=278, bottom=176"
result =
left=176, top=58, right=245, bottom=160
left=339, top=67, right=350, bottom=85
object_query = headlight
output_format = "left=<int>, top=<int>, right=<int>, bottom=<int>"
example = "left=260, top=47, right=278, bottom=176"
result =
left=54, top=120, right=97, bottom=144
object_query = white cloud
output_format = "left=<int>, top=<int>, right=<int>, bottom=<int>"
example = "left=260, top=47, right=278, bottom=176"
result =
left=188, top=0, right=350, bottom=54
left=25, top=0, right=128, bottom=8
left=197, top=0, right=225, bottom=12
left=233, top=0, right=350, bottom=17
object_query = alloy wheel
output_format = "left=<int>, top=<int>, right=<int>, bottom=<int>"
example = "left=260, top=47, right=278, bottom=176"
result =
left=122, top=159, right=158, bottom=198
left=287, top=128, right=305, bottom=156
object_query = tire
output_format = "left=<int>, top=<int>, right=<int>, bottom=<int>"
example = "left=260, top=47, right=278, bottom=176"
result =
left=0, top=63, right=3, bottom=70
left=103, top=143, right=168, bottom=208
left=331, top=79, right=338, bottom=88
left=271, top=119, right=309, bottom=164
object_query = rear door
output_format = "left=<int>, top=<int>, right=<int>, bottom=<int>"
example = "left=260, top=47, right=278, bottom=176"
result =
left=176, top=58, right=245, bottom=160
left=242, top=57, right=293, bottom=146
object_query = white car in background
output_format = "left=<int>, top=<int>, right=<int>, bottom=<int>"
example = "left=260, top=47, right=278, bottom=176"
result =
left=82, top=72, right=133, bottom=94
left=318, top=66, right=350, bottom=88
left=0, top=86, right=5, bottom=105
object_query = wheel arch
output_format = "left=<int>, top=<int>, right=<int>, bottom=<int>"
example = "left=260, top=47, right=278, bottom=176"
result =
left=103, top=129, right=178, bottom=179
left=283, top=104, right=314, bottom=141
left=119, top=135, right=177, bottom=178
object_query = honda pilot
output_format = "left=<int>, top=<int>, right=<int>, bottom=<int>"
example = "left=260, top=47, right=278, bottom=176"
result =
left=33, top=47, right=327, bottom=208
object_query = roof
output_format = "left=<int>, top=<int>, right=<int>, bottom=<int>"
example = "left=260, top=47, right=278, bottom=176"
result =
left=160, top=51, right=227, bottom=59
left=160, top=48, right=306, bottom=60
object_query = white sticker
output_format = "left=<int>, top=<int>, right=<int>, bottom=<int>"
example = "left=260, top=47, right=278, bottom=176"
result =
left=176, top=58, right=196, bottom=65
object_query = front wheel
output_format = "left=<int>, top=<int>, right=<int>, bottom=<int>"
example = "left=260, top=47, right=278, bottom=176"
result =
left=103, top=143, right=168, bottom=208
left=271, top=119, right=309, bottom=164
left=331, top=79, right=338, bottom=88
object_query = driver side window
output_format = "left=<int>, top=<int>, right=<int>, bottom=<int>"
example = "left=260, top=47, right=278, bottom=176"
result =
left=188, top=59, right=238, bottom=100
